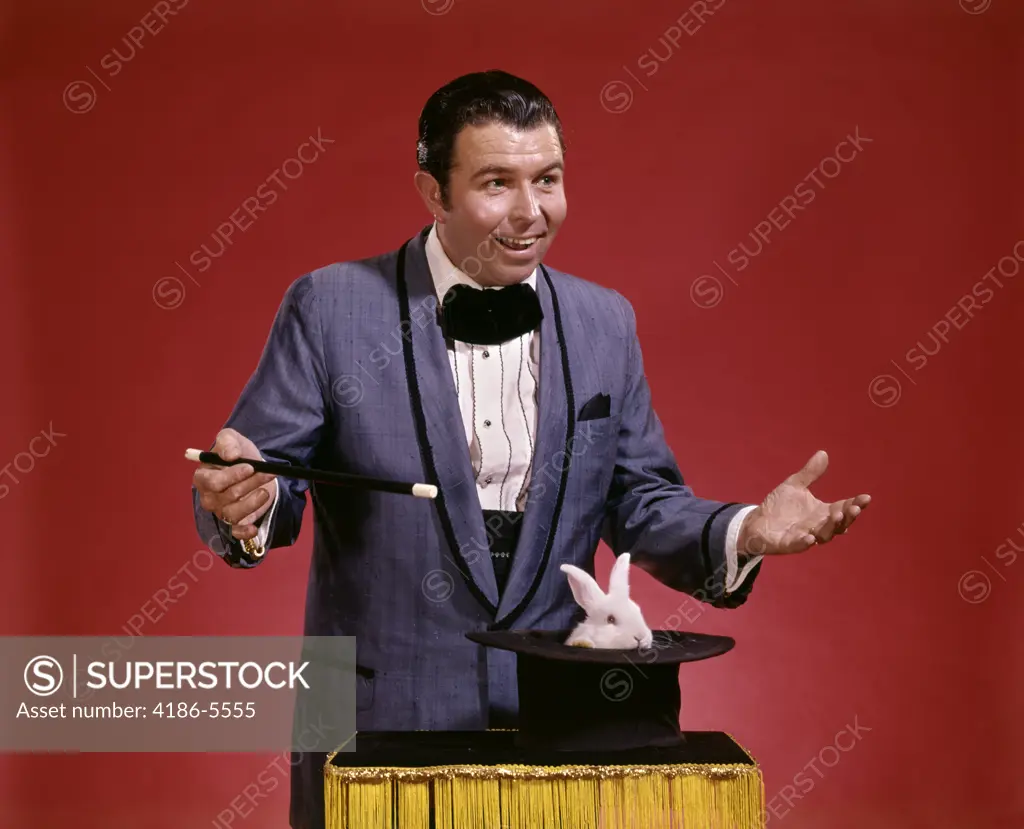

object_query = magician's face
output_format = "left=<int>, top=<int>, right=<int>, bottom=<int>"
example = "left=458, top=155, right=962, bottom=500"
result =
left=431, top=121, right=567, bottom=288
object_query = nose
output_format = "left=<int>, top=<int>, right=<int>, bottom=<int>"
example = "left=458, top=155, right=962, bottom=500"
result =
left=509, top=184, right=541, bottom=224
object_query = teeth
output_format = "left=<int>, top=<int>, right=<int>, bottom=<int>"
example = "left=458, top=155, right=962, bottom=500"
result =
left=494, top=235, right=538, bottom=249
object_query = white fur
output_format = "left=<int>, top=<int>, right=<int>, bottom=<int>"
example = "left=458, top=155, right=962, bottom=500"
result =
left=560, top=553, right=653, bottom=649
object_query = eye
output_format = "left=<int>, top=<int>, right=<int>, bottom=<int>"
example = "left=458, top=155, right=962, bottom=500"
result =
left=539, top=175, right=558, bottom=186
left=486, top=178, right=506, bottom=190
left=606, top=614, right=616, bottom=625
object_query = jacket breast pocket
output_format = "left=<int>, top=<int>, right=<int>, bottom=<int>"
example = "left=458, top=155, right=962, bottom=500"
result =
left=575, top=415, right=617, bottom=456
left=569, top=416, right=619, bottom=494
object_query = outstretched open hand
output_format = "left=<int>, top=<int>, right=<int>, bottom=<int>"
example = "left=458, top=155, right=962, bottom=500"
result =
left=738, top=450, right=871, bottom=556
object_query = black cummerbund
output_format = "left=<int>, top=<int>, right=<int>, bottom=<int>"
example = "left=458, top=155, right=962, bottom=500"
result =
left=481, top=508, right=523, bottom=597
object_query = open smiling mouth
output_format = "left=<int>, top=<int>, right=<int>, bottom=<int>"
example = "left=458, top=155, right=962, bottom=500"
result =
left=493, top=234, right=542, bottom=252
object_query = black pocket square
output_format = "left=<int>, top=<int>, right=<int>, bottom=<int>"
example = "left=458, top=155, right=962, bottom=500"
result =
left=578, top=392, right=611, bottom=421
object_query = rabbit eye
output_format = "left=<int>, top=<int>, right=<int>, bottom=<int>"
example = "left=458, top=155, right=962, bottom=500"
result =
left=606, top=614, right=616, bottom=625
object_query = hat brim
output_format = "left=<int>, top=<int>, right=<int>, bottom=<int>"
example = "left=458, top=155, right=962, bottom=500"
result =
left=467, top=629, right=734, bottom=665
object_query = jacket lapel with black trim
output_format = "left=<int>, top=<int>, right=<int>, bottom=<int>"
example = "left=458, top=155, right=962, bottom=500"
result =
left=494, top=265, right=574, bottom=627
left=397, top=228, right=500, bottom=614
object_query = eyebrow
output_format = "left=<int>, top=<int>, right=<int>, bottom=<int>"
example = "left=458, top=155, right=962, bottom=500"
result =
left=471, top=161, right=564, bottom=181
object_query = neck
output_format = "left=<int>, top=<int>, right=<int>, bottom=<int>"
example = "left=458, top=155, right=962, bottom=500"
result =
left=436, top=224, right=509, bottom=288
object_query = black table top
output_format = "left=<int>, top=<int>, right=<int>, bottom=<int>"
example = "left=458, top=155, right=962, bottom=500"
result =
left=329, top=730, right=756, bottom=769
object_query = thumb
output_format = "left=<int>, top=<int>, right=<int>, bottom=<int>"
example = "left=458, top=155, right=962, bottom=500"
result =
left=213, top=428, right=243, bottom=462
left=785, top=449, right=828, bottom=490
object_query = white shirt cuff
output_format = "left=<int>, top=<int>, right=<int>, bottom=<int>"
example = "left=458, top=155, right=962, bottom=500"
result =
left=724, top=505, right=762, bottom=594
left=253, top=480, right=279, bottom=551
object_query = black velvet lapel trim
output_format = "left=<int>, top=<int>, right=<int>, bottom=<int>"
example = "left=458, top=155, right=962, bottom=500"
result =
left=397, top=235, right=497, bottom=617
left=492, top=264, right=575, bottom=630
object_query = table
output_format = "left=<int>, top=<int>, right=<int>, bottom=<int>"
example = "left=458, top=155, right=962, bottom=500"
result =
left=324, top=730, right=764, bottom=828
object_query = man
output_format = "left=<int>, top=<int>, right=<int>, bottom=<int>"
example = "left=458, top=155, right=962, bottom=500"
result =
left=191, top=70, right=870, bottom=829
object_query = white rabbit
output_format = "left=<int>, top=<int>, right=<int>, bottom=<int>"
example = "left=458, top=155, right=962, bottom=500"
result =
left=560, top=553, right=654, bottom=649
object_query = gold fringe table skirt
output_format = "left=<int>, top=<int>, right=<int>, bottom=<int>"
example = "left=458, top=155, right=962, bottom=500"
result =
left=324, top=730, right=763, bottom=829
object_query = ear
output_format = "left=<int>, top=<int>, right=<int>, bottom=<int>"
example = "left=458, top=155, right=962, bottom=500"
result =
left=560, top=564, right=605, bottom=612
left=608, top=553, right=632, bottom=599
left=413, top=170, right=447, bottom=223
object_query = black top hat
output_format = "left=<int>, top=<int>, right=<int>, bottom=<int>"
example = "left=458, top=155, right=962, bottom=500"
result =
left=467, top=629, right=734, bottom=752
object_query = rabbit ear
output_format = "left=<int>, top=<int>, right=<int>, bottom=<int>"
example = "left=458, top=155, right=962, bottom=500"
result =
left=560, top=564, right=605, bottom=611
left=608, top=553, right=632, bottom=599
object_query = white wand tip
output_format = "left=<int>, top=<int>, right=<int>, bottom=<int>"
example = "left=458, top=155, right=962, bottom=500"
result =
left=412, top=483, right=438, bottom=499
left=184, top=448, right=202, bottom=462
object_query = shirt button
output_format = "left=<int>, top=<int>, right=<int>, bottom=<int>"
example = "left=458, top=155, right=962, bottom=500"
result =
left=483, top=419, right=492, bottom=427
left=482, top=350, right=490, bottom=358
left=483, top=476, right=493, bottom=486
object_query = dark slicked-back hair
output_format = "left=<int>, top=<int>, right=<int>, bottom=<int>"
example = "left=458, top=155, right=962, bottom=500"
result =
left=416, top=70, right=566, bottom=207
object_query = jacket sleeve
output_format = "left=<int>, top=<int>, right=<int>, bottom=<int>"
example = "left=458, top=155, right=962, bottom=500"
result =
left=192, top=273, right=332, bottom=569
left=600, top=293, right=761, bottom=608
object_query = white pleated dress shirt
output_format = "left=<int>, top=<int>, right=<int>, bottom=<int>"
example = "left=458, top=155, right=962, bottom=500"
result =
left=249, top=223, right=760, bottom=592
left=425, top=224, right=540, bottom=512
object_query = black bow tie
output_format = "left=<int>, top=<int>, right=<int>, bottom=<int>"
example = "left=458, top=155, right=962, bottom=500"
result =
left=438, top=282, right=543, bottom=345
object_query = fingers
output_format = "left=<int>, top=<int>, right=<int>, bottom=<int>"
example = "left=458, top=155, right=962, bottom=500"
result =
left=220, top=484, right=272, bottom=525
left=771, top=527, right=817, bottom=554
left=222, top=470, right=276, bottom=504
left=195, top=462, right=268, bottom=495
left=229, top=484, right=277, bottom=542
left=831, top=500, right=855, bottom=535
left=830, top=494, right=871, bottom=536
left=777, top=492, right=871, bottom=555
left=231, top=523, right=259, bottom=541
left=783, top=449, right=829, bottom=490
left=191, top=430, right=274, bottom=535
left=812, top=510, right=841, bottom=543
left=195, top=465, right=275, bottom=512
left=785, top=532, right=818, bottom=554
left=193, top=439, right=275, bottom=521
left=811, top=499, right=854, bottom=542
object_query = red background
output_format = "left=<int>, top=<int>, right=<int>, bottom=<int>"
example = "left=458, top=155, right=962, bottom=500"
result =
left=2, top=0, right=1021, bottom=826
